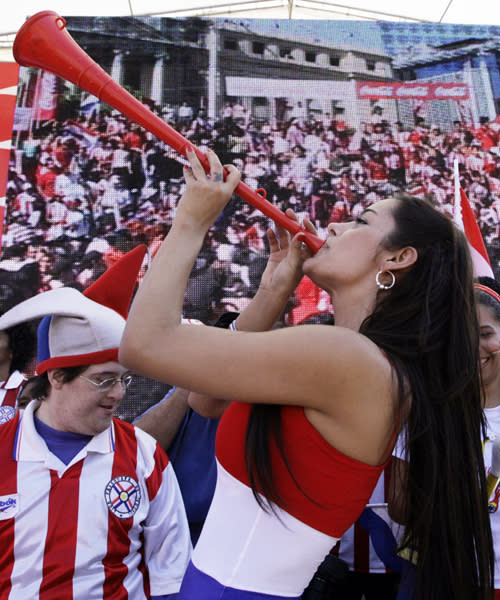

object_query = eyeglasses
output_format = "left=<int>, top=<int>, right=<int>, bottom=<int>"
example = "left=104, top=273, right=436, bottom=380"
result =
left=80, top=374, right=133, bottom=393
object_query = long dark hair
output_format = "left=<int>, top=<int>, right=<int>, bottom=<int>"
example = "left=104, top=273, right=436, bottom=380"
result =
left=360, top=194, right=493, bottom=599
left=245, top=193, right=494, bottom=599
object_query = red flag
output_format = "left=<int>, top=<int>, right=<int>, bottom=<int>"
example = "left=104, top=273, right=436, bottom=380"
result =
left=459, top=188, right=493, bottom=276
left=33, top=71, right=57, bottom=121
left=453, top=160, right=494, bottom=278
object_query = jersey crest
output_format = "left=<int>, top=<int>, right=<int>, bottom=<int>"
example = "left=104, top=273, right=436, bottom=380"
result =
left=104, top=475, right=141, bottom=519
left=0, top=405, right=16, bottom=425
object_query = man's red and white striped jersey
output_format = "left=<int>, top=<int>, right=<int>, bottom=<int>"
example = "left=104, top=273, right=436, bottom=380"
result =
left=0, top=401, right=191, bottom=599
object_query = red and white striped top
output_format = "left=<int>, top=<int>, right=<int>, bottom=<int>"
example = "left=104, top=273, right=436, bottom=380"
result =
left=189, top=402, right=388, bottom=597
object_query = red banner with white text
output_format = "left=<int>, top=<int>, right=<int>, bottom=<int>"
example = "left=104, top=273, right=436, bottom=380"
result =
left=356, top=81, right=470, bottom=101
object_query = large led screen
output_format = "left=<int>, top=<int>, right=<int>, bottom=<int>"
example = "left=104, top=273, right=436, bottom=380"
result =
left=3, top=17, right=500, bottom=418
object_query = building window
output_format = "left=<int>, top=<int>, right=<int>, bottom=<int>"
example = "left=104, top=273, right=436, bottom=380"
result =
left=280, top=47, right=292, bottom=58
left=400, top=69, right=416, bottom=81
left=224, top=39, right=238, bottom=50
left=252, top=41, right=265, bottom=55
left=254, top=96, right=267, bottom=106
left=305, top=51, right=316, bottom=63
left=330, top=55, right=340, bottom=66
left=366, top=60, right=376, bottom=71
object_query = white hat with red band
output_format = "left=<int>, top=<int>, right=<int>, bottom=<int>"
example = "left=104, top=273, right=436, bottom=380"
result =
left=0, top=245, right=147, bottom=374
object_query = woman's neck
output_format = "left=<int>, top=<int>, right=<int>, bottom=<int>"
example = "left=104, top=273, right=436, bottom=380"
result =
left=483, top=381, right=500, bottom=409
left=329, top=288, right=376, bottom=331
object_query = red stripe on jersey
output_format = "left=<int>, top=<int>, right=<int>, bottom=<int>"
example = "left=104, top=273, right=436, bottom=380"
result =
left=40, top=463, right=84, bottom=599
left=102, top=421, right=142, bottom=598
left=145, top=443, right=169, bottom=502
left=135, top=443, right=169, bottom=598
left=0, top=414, right=20, bottom=597
left=1, top=388, right=20, bottom=408
left=138, top=528, right=150, bottom=599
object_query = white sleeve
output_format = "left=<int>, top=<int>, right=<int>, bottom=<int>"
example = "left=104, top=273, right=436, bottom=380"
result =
left=143, top=461, right=192, bottom=595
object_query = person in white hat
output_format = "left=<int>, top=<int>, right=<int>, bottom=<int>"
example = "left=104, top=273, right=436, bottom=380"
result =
left=0, top=245, right=191, bottom=600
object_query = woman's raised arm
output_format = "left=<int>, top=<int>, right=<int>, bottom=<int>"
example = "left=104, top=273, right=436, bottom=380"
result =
left=119, top=149, right=394, bottom=458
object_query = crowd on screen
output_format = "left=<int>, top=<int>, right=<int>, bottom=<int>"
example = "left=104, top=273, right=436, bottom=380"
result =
left=3, top=99, right=500, bottom=327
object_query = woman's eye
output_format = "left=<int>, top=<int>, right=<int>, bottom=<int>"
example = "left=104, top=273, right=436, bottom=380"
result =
left=355, top=217, right=367, bottom=225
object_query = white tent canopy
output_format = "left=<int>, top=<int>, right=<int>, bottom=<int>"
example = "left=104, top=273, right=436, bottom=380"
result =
left=1, top=0, right=499, bottom=60
left=4, top=0, right=500, bottom=36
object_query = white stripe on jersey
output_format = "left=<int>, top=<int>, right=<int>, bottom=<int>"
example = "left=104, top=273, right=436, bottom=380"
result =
left=145, top=463, right=194, bottom=596
left=193, top=461, right=337, bottom=597
left=10, top=462, right=51, bottom=597
left=73, top=452, right=113, bottom=598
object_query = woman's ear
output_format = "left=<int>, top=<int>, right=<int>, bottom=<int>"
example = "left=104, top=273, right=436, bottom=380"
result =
left=385, top=246, right=418, bottom=272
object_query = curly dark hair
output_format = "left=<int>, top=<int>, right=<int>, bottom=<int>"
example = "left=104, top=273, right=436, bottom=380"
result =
left=5, top=322, right=37, bottom=374
left=0, top=284, right=38, bottom=375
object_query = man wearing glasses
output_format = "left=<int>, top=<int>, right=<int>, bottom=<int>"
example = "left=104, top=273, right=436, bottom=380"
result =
left=0, top=246, right=191, bottom=600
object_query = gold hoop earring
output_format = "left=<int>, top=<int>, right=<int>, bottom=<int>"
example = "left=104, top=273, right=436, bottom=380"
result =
left=376, top=270, right=395, bottom=290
